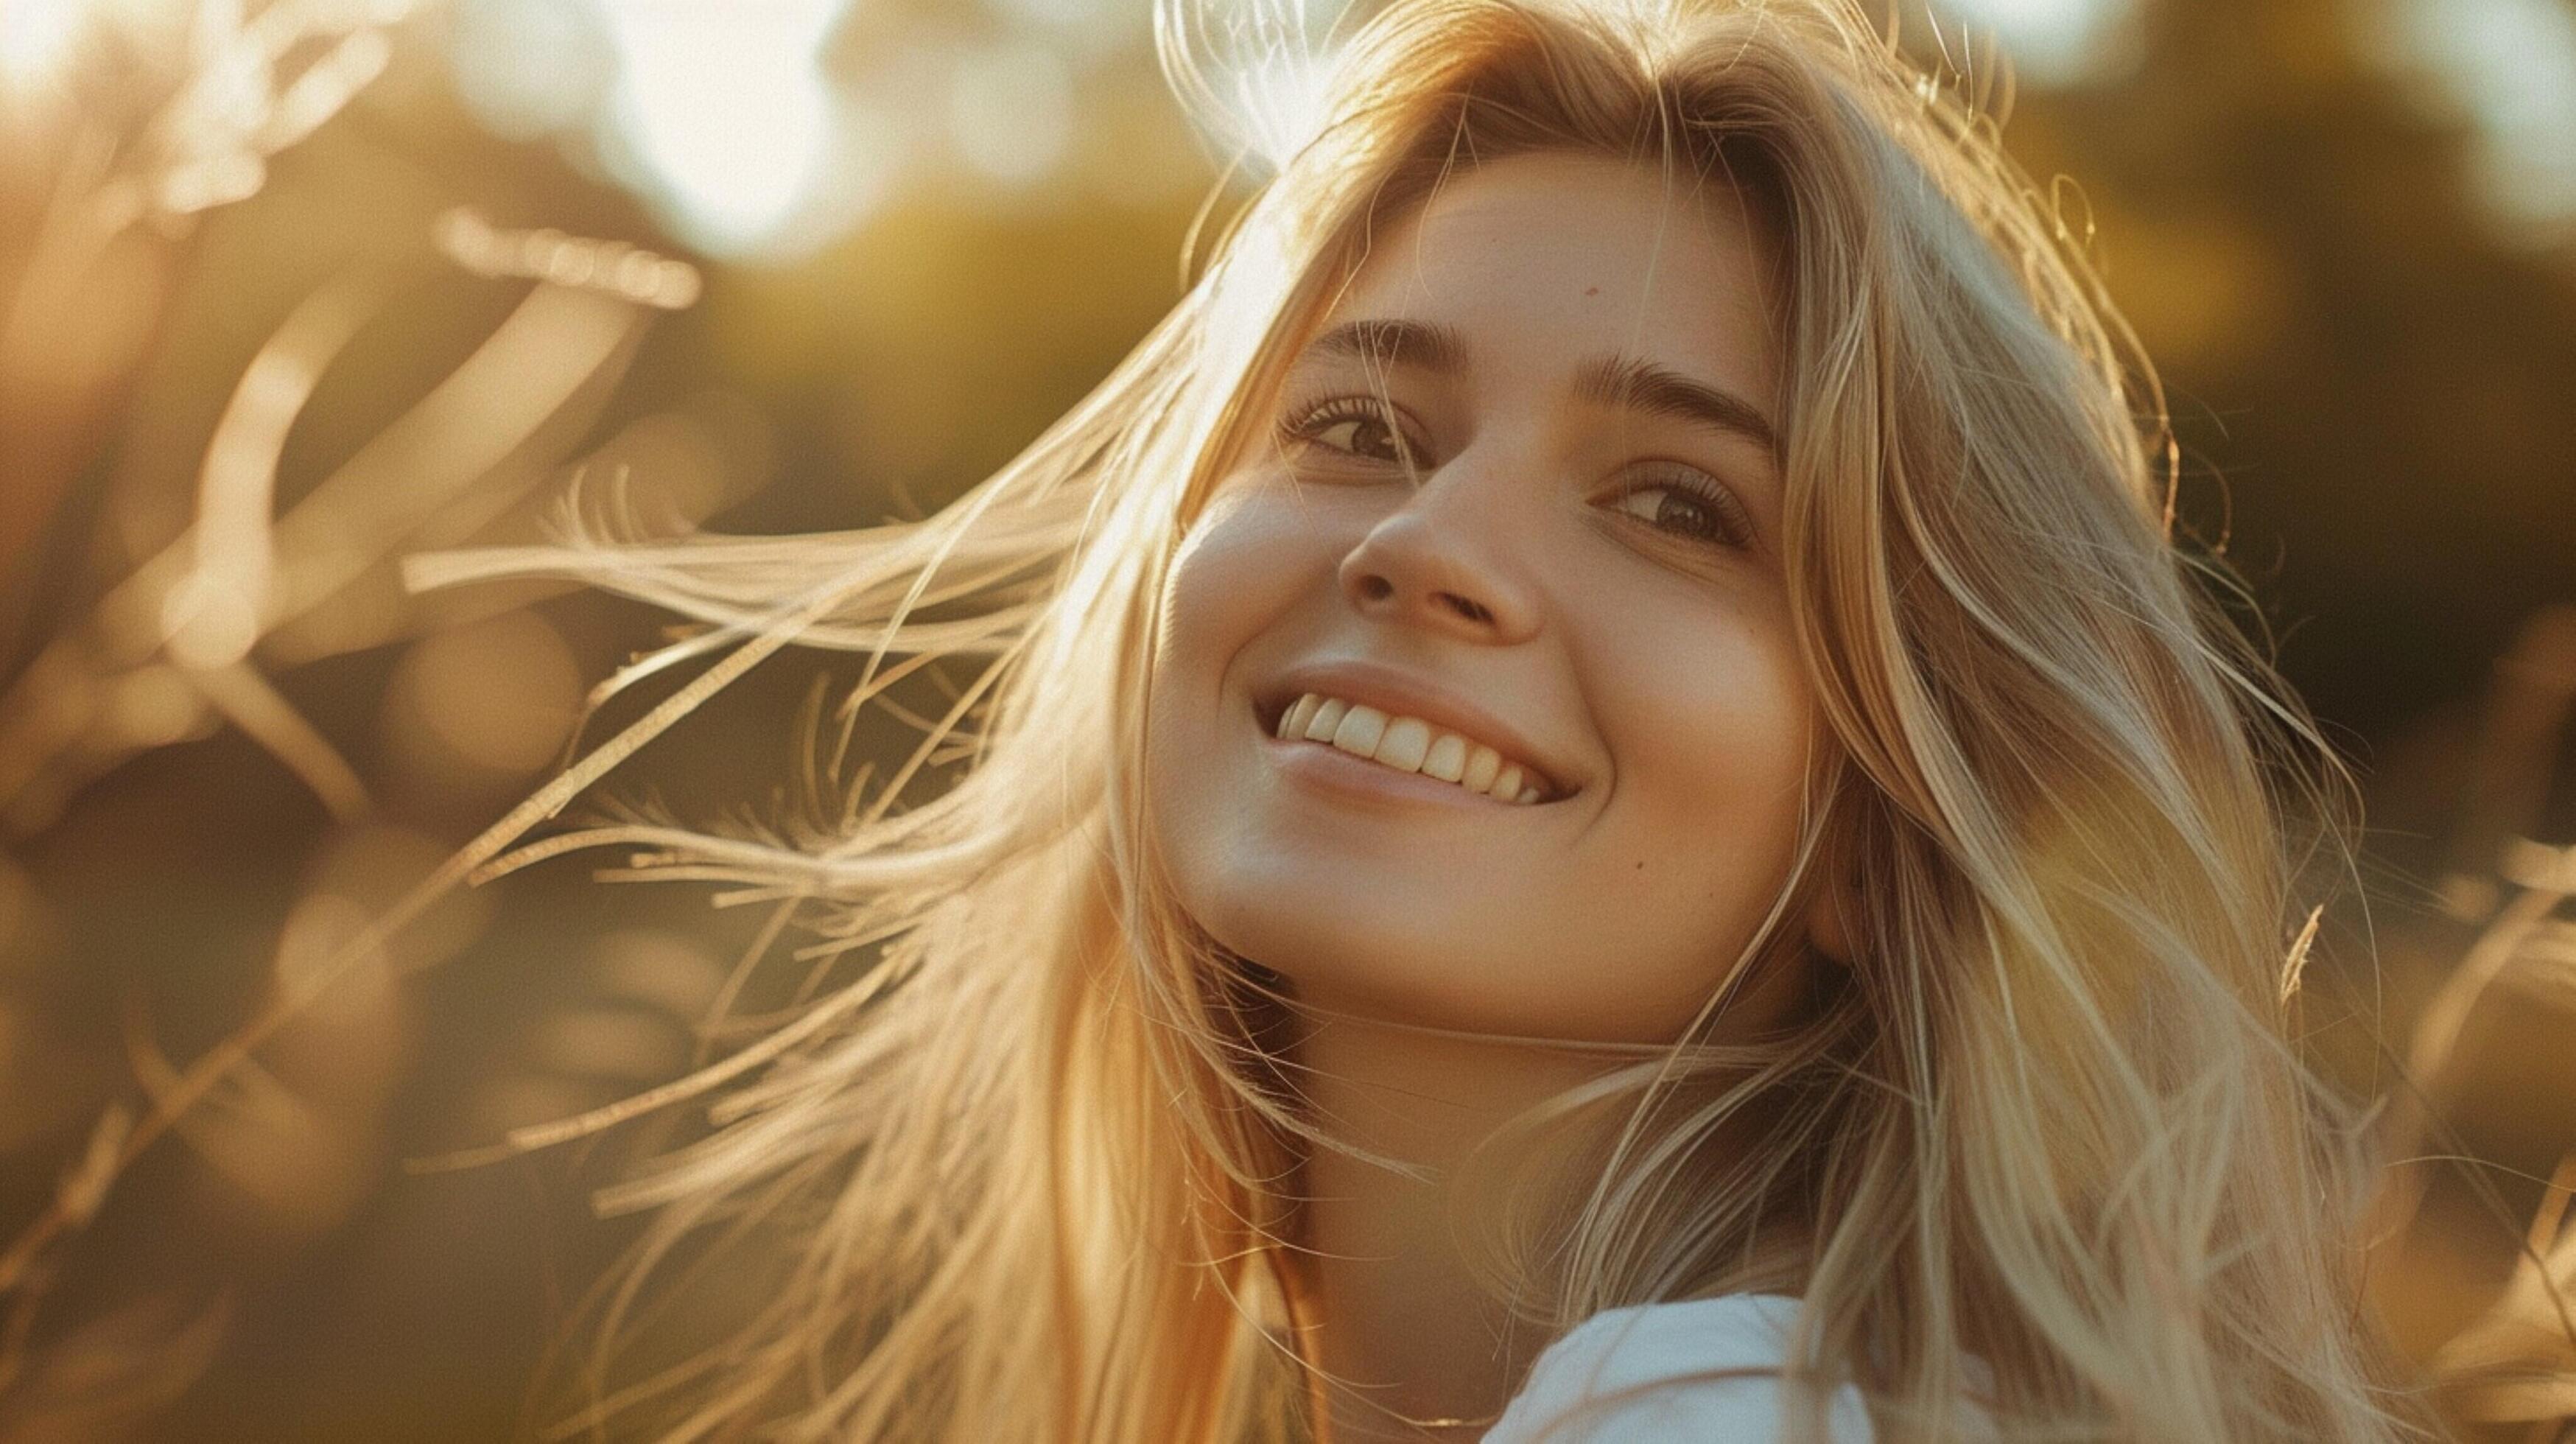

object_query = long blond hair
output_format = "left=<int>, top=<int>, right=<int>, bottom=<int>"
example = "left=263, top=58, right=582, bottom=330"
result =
left=446, top=0, right=2434, bottom=1437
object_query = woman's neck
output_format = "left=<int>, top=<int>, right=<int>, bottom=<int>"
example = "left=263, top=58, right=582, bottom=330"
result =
left=1285, top=1008, right=1618, bottom=1443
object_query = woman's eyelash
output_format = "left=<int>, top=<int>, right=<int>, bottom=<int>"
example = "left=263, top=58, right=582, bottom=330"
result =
left=1277, top=396, right=1421, bottom=466
left=1606, top=468, right=1757, bottom=551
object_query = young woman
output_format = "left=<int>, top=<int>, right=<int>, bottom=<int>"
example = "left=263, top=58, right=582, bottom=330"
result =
left=490, top=0, right=2433, bottom=1437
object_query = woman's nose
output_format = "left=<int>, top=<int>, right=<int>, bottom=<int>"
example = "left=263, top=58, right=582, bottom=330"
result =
left=1335, top=467, right=1543, bottom=644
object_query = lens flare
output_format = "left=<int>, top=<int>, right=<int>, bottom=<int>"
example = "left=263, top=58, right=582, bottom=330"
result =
left=595, top=0, right=857, bottom=256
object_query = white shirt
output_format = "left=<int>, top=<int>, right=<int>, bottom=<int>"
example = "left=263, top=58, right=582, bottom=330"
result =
left=1485, top=1294, right=1874, bottom=1442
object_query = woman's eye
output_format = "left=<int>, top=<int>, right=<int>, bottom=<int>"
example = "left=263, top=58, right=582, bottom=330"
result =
left=1607, top=477, right=1752, bottom=550
left=1280, top=399, right=1416, bottom=466
left=1314, top=416, right=1405, bottom=462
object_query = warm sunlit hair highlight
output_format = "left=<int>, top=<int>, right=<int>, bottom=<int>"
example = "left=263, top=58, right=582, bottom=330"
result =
left=457, top=1, right=2435, bottom=1437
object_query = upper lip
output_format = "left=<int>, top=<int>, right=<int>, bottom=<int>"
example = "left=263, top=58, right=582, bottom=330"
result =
left=1257, top=659, right=1584, bottom=797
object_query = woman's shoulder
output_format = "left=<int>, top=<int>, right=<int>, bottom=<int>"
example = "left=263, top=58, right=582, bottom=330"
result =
left=1485, top=1293, right=1874, bottom=1443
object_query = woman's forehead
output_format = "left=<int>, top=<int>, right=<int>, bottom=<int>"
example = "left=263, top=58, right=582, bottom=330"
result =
left=1305, top=150, right=1783, bottom=418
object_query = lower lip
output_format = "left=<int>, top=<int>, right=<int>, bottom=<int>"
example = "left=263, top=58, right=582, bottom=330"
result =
left=1256, top=715, right=1544, bottom=810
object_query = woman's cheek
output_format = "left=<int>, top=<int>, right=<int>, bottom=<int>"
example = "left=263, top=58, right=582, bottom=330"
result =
left=1582, top=609, right=1818, bottom=918
left=1158, top=487, right=1268, bottom=662
left=1167, top=480, right=1340, bottom=640
left=1152, top=478, right=1319, bottom=747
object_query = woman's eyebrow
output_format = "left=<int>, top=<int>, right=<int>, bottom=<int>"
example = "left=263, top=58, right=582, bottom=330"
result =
left=1571, top=353, right=1779, bottom=456
left=1301, top=317, right=1471, bottom=374
left=1298, top=316, right=1780, bottom=458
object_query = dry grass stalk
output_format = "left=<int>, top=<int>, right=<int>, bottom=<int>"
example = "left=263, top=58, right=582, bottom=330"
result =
left=0, top=4, right=726, bottom=1413
left=0, top=487, right=872, bottom=1401
left=2382, top=839, right=2576, bottom=1431
left=2432, top=1152, right=2576, bottom=1423
left=2373, top=853, right=2575, bottom=1252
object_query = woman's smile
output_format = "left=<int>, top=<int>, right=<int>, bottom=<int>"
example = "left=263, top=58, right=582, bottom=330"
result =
left=1251, top=658, right=1587, bottom=807
left=1258, top=700, right=1562, bottom=810
left=1261, top=721, right=1543, bottom=810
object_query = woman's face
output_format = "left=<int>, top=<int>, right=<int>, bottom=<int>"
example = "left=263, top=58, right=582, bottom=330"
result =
left=1145, top=150, right=1832, bottom=1043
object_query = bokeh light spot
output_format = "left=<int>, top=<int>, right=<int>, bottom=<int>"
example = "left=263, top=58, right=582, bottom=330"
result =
left=2370, top=0, right=2576, bottom=242
left=443, top=0, right=868, bottom=256
left=596, top=0, right=855, bottom=255
left=948, top=42, right=1075, bottom=186
left=382, top=610, right=581, bottom=782
left=0, top=0, right=83, bottom=93
left=1934, top=0, right=2139, bottom=87
left=446, top=0, right=614, bottom=141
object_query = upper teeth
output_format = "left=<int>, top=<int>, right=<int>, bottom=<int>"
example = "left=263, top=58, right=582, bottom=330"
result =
left=1274, top=692, right=1549, bottom=805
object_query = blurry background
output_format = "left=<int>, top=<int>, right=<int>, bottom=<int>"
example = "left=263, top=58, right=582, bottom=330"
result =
left=0, top=0, right=2568, bottom=1437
